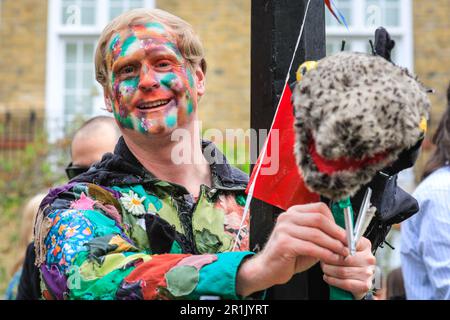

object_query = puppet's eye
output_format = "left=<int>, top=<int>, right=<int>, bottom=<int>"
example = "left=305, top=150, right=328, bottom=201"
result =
left=300, top=66, right=307, bottom=76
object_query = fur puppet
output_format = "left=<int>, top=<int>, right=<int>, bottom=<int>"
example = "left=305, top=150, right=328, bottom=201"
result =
left=292, top=51, right=430, bottom=201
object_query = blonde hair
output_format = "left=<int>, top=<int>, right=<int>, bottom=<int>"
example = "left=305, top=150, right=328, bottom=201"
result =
left=95, top=8, right=207, bottom=92
left=11, top=193, right=46, bottom=275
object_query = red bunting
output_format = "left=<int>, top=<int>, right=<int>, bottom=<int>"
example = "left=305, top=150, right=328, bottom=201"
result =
left=246, top=84, right=319, bottom=211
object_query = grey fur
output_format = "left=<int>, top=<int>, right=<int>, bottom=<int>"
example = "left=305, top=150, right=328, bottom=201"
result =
left=292, top=52, right=430, bottom=201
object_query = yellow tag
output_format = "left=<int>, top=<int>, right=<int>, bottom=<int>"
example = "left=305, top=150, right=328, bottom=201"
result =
left=419, top=117, right=427, bottom=133
left=296, top=61, right=318, bottom=82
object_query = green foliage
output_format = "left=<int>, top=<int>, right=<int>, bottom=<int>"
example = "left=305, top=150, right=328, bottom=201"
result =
left=0, top=128, right=69, bottom=296
left=203, top=133, right=251, bottom=175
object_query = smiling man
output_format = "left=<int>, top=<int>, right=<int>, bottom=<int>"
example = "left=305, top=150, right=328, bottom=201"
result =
left=33, top=8, right=375, bottom=300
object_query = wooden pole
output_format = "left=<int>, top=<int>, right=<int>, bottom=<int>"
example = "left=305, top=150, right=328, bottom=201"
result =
left=250, top=0, right=326, bottom=299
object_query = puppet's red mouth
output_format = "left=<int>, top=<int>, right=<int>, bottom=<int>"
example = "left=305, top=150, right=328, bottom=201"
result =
left=308, top=137, right=389, bottom=175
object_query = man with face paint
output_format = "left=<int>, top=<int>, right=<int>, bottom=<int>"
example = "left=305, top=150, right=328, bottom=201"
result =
left=33, top=9, right=375, bottom=300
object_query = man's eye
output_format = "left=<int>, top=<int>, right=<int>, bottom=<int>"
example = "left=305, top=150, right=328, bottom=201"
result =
left=156, top=61, right=171, bottom=69
left=119, top=65, right=136, bottom=75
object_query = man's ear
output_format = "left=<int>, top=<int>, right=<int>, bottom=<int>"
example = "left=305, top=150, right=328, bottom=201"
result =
left=104, top=91, right=113, bottom=113
left=195, top=66, right=206, bottom=97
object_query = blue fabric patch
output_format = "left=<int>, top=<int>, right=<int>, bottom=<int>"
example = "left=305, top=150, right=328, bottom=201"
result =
left=45, top=209, right=94, bottom=273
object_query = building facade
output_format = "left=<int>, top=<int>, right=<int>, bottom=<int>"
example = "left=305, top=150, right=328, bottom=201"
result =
left=0, top=0, right=448, bottom=175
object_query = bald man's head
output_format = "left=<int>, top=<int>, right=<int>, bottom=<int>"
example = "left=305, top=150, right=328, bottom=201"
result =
left=71, top=116, right=121, bottom=168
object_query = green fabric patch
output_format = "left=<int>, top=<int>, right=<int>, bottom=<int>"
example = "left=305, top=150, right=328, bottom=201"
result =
left=72, top=184, right=89, bottom=198
left=69, top=250, right=150, bottom=299
left=147, top=194, right=163, bottom=212
left=170, top=241, right=183, bottom=254
left=192, top=190, right=232, bottom=252
left=78, top=252, right=150, bottom=279
left=121, top=213, right=149, bottom=249
left=83, top=210, right=122, bottom=237
left=68, top=266, right=134, bottom=300
left=235, top=194, right=247, bottom=207
left=165, top=266, right=199, bottom=298
left=156, top=202, right=183, bottom=234
left=194, top=229, right=223, bottom=254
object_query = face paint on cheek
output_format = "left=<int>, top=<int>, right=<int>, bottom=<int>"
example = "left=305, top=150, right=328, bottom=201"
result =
left=140, top=118, right=156, bottom=133
left=187, top=98, right=194, bottom=115
left=117, top=77, right=139, bottom=115
left=183, top=69, right=196, bottom=115
left=111, top=100, right=134, bottom=130
left=186, top=68, right=195, bottom=89
left=165, top=110, right=178, bottom=128
left=109, top=74, right=139, bottom=129
left=160, top=73, right=179, bottom=90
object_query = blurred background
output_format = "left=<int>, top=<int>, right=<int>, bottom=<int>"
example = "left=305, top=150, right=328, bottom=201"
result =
left=0, top=0, right=448, bottom=297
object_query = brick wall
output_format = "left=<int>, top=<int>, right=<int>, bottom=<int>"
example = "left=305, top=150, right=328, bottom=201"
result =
left=0, top=0, right=448, bottom=157
left=413, top=0, right=450, bottom=178
left=156, top=0, right=251, bottom=132
left=0, top=0, right=47, bottom=114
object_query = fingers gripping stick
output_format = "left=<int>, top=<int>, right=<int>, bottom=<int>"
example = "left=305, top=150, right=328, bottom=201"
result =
left=330, top=198, right=355, bottom=300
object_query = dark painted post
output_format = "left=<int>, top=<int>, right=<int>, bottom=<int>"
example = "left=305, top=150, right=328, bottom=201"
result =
left=250, top=0, right=326, bottom=299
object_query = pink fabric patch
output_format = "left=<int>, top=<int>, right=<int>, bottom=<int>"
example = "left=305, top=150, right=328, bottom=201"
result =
left=95, top=202, right=122, bottom=225
left=215, top=194, right=250, bottom=251
left=174, top=254, right=218, bottom=271
left=70, top=192, right=96, bottom=210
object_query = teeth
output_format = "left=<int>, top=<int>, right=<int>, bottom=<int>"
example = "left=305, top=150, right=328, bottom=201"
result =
left=138, top=99, right=170, bottom=109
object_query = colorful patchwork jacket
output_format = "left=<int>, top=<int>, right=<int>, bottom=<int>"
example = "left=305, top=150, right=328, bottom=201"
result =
left=33, top=137, right=254, bottom=300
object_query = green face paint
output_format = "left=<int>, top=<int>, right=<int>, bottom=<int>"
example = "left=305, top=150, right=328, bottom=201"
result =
left=145, top=22, right=166, bottom=31
left=111, top=100, right=134, bottom=130
left=160, top=73, right=178, bottom=89
left=187, top=100, right=194, bottom=115
left=187, top=69, right=195, bottom=89
left=120, top=35, right=138, bottom=57
left=165, top=114, right=177, bottom=128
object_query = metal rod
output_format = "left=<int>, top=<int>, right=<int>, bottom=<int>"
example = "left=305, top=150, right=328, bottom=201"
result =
left=356, top=208, right=376, bottom=245
left=354, top=187, right=372, bottom=242
left=343, top=207, right=355, bottom=256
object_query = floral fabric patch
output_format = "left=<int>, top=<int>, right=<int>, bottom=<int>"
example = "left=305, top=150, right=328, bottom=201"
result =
left=45, top=209, right=94, bottom=272
left=119, top=190, right=146, bottom=216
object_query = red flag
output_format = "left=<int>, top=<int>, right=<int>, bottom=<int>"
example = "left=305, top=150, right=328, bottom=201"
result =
left=246, top=83, right=319, bottom=211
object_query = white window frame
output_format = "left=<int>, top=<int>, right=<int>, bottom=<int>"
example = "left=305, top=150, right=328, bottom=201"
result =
left=326, top=0, right=413, bottom=70
left=46, top=0, right=155, bottom=141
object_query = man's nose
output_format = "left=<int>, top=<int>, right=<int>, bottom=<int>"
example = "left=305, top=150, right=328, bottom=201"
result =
left=138, top=67, right=160, bottom=91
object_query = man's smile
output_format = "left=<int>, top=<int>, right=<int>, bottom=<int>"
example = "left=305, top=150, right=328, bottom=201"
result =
left=134, top=98, right=176, bottom=113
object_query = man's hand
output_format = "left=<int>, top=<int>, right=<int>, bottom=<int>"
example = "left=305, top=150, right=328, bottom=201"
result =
left=236, top=202, right=350, bottom=297
left=321, top=237, right=376, bottom=300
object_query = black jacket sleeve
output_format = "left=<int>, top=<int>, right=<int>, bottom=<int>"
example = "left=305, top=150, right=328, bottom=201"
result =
left=16, top=242, right=41, bottom=300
